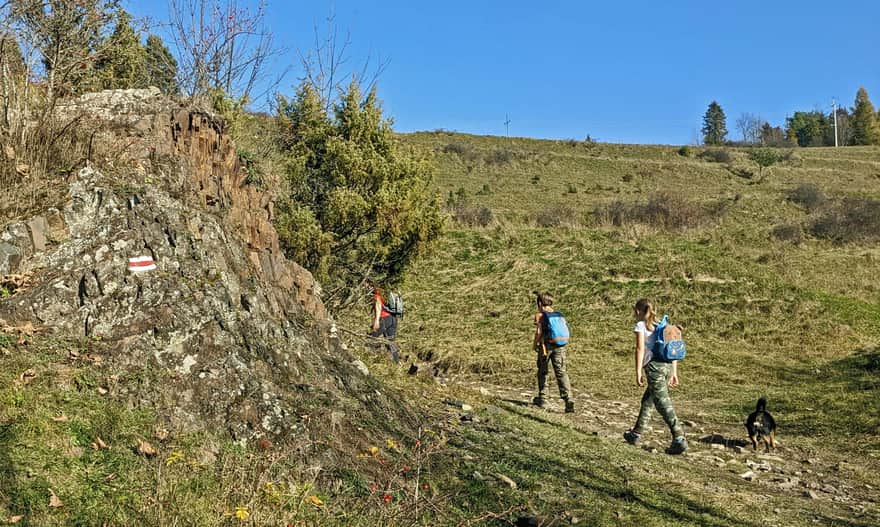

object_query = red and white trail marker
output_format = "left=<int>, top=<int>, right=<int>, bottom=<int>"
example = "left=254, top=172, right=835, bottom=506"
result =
left=127, top=256, right=156, bottom=272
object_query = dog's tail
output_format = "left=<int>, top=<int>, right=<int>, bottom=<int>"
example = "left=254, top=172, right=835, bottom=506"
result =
left=756, top=396, right=767, bottom=413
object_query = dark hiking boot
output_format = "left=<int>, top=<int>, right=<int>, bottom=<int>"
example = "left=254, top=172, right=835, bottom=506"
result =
left=564, top=400, right=575, bottom=413
left=532, top=396, right=547, bottom=409
left=623, top=430, right=642, bottom=445
left=666, top=436, right=688, bottom=455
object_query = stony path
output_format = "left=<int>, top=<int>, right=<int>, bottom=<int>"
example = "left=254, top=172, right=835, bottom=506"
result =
left=454, top=378, right=879, bottom=519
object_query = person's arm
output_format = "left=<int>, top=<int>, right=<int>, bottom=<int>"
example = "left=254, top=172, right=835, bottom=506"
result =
left=533, top=313, right=546, bottom=355
left=634, top=331, right=646, bottom=386
left=372, top=295, right=382, bottom=332
left=669, top=360, right=680, bottom=388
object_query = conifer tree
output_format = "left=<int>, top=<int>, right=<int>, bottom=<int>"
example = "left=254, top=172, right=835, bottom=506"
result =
left=144, top=35, right=179, bottom=94
left=701, top=101, right=728, bottom=145
left=94, top=9, right=146, bottom=90
left=850, top=86, right=880, bottom=145
left=274, top=80, right=443, bottom=307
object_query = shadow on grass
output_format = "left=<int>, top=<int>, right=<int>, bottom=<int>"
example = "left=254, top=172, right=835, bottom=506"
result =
left=773, top=346, right=880, bottom=443
left=476, top=403, right=763, bottom=527
left=498, top=398, right=530, bottom=408
left=697, top=433, right=749, bottom=449
left=0, top=422, right=13, bottom=511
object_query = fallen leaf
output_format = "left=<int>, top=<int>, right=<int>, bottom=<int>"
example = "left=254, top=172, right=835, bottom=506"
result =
left=51, top=415, right=69, bottom=423
left=104, top=473, right=116, bottom=482
left=154, top=428, right=169, bottom=441
left=91, top=437, right=108, bottom=450
left=18, top=369, right=35, bottom=383
left=16, top=337, right=26, bottom=345
left=68, top=349, right=80, bottom=359
left=137, top=440, right=157, bottom=457
left=305, top=495, right=323, bottom=507
left=7, top=515, right=23, bottom=524
left=48, top=490, right=63, bottom=508
left=96, top=387, right=108, bottom=395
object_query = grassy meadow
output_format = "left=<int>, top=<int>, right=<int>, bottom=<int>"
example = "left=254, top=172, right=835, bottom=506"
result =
left=3, top=128, right=879, bottom=526
left=340, top=132, right=880, bottom=524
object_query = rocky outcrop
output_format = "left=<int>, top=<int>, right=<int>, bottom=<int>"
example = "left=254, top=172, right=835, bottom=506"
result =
left=0, top=89, right=414, bottom=444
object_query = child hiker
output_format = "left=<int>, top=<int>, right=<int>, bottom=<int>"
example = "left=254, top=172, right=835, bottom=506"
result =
left=532, top=291, right=575, bottom=413
left=623, top=298, right=688, bottom=454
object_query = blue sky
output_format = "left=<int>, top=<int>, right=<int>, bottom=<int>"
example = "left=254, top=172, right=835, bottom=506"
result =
left=128, top=1, right=880, bottom=145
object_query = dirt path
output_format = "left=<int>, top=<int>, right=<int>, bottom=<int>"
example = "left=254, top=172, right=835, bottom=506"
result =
left=455, top=378, right=879, bottom=520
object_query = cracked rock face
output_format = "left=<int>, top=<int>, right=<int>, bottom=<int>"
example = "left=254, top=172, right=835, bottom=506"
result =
left=0, top=89, right=413, bottom=445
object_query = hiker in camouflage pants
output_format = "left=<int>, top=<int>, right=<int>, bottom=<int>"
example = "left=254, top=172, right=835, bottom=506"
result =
left=633, top=361, right=684, bottom=438
left=624, top=298, right=688, bottom=454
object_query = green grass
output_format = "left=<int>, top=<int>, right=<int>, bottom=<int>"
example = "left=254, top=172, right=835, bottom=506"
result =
left=4, top=131, right=880, bottom=525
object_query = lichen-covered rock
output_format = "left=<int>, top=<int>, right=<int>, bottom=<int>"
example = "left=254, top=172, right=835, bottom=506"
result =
left=0, top=90, right=416, bottom=446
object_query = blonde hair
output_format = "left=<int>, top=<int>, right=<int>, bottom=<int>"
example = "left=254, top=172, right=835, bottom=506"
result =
left=533, top=290, right=554, bottom=307
left=634, top=298, right=658, bottom=327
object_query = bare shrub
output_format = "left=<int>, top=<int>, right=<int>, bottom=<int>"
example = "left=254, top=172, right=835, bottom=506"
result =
left=593, top=192, right=717, bottom=230
left=445, top=188, right=492, bottom=227
left=698, top=148, right=732, bottom=163
left=442, top=142, right=478, bottom=162
left=787, top=184, right=826, bottom=211
left=485, top=148, right=514, bottom=165
left=771, top=224, right=804, bottom=244
left=592, top=200, right=628, bottom=227
left=450, top=203, right=493, bottom=227
left=536, top=205, right=579, bottom=227
left=811, top=197, right=880, bottom=243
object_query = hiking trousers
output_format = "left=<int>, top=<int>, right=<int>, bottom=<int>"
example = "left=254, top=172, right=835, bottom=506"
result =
left=536, top=346, right=573, bottom=401
left=370, top=316, right=399, bottom=362
left=633, top=361, right=684, bottom=438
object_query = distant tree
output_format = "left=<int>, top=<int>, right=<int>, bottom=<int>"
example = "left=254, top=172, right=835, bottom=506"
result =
left=760, top=122, right=789, bottom=147
left=0, top=33, right=26, bottom=128
left=831, top=107, right=851, bottom=146
left=274, top=80, right=444, bottom=308
left=701, top=101, right=728, bottom=145
left=748, top=147, right=780, bottom=182
left=144, top=34, right=178, bottom=94
left=94, top=9, right=146, bottom=90
left=736, top=112, right=762, bottom=144
left=786, top=111, right=829, bottom=147
left=8, top=0, right=120, bottom=100
left=167, top=0, right=279, bottom=102
left=850, top=86, right=880, bottom=145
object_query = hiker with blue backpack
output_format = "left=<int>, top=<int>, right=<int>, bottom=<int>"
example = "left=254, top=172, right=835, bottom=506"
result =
left=623, top=298, right=688, bottom=454
left=531, top=291, right=575, bottom=413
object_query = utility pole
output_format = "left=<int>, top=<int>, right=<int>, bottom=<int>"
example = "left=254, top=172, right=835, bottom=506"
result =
left=504, top=114, right=511, bottom=138
left=831, top=98, right=839, bottom=147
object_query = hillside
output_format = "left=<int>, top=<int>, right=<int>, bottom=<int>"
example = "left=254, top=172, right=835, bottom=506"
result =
left=2, top=106, right=879, bottom=526
left=338, top=132, right=880, bottom=525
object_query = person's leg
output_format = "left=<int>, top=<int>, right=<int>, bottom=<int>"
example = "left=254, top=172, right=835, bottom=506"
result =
left=646, top=362, right=684, bottom=439
left=378, top=317, right=399, bottom=362
left=549, top=348, right=574, bottom=407
left=632, top=380, right=654, bottom=434
left=386, top=316, right=399, bottom=362
left=535, top=352, right=550, bottom=404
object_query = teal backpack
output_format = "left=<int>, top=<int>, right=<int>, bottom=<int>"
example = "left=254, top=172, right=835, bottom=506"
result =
left=542, top=311, right=571, bottom=347
left=652, top=315, right=686, bottom=362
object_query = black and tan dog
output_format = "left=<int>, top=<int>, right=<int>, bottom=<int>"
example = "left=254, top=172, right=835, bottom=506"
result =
left=745, top=396, right=777, bottom=452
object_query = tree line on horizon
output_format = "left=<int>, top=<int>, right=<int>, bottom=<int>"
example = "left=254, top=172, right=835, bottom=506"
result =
left=701, top=86, right=880, bottom=148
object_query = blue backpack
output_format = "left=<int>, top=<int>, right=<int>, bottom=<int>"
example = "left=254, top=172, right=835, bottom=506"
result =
left=652, top=315, right=686, bottom=362
left=542, top=311, right=571, bottom=347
